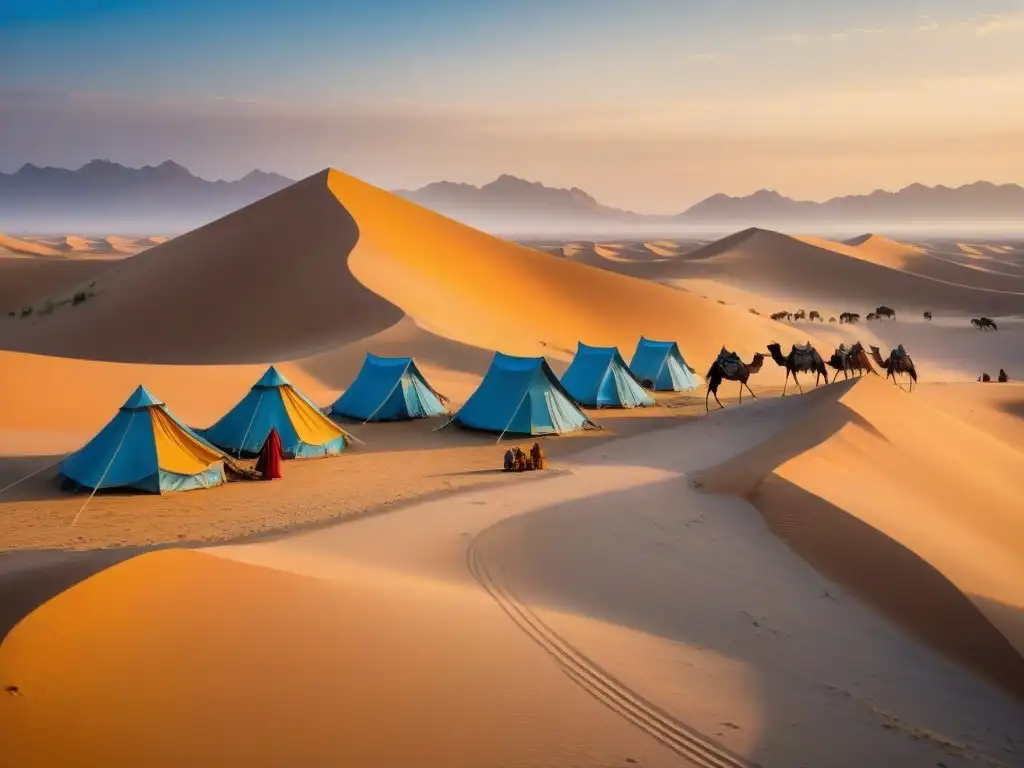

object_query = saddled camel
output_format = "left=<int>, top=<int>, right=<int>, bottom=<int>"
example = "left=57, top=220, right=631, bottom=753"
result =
left=826, top=341, right=876, bottom=382
left=705, top=347, right=765, bottom=410
left=767, top=342, right=827, bottom=395
left=870, top=344, right=918, bottom=392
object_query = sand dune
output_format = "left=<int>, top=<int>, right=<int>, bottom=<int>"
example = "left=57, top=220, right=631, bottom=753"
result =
left=694, top=376, right=1024, bottom=698
left=103, top=235, right=142, bottom=254
left=3, top=166, right=1024, bottom=768
left=0, top=257, right=110, bottom=317
left=62, top=235, right=94, bottom=252
left=7, top=382, right=1019, bottom=767
left=0, top=234, right=61, bottom=258
left=648, top=228, right=1024, bottom=317
left=1, top=170, right=813, bottom=376
left=0, top=549, right=685, bottom=768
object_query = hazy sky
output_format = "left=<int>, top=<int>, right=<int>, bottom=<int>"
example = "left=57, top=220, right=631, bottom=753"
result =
left=3, top=0, right=1024, bottom=212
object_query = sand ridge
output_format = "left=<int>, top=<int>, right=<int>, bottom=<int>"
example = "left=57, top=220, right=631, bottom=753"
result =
left=0, top=234, right=61, bottom=258
left=693, top=376, right=1024, bottom=697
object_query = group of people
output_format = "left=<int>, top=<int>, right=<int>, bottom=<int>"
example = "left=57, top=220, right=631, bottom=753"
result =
left=503, top=443, right=545, bottom=473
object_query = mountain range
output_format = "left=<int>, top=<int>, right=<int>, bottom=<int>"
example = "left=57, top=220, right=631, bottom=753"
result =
left=0, top=160, right=294, bottom=233
left=1, top=160, right=1021, bottom=234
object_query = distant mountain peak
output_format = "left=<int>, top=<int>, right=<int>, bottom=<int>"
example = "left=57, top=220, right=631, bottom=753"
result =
left=0, top=159, right=297, bottom=233
left=395, top=173, right=640, bottom=227
left=679, top=180, right=1024, bottom=223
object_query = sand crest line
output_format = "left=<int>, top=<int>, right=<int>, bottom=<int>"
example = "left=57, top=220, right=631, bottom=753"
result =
left=466, top=532, right=759, bottom=768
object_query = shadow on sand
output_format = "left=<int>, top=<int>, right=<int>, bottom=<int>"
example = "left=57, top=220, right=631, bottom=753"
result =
left=470, top=472, right=1024, bottom=767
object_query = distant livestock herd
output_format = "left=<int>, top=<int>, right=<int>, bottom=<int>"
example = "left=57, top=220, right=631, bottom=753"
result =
left=769, top=305, right=1000, bottom=330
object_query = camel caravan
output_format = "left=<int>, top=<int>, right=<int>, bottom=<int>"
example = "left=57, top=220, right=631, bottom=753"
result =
left=705, top=338, right=922, bottom=410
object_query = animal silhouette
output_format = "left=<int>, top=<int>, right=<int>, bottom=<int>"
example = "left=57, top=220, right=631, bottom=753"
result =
left=870, top=344, right=918, bottom=392
left=767, top=342, right=828, bottom=396
left=705, top=348, right=765, bottom=410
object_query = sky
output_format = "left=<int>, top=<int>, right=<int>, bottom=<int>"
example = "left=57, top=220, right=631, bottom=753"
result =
left=3, top=0, right=1024, bottom=212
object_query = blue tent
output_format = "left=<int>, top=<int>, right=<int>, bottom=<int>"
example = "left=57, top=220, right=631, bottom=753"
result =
left=561, top=342, right=655, bottom=408
left=60, top=385, right=227, bottom=494
left=453, top=352, right=597, bottom=437
left=329, top=353, right=448, bottom=422
left=199, top=366, right=350, bottom=458
left=629, top=337, right=700, bottom=392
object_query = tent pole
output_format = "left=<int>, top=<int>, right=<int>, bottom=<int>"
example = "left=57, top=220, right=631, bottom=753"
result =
left=432, top=415, right=457, bottom=432
left=70, top=412, right=136, bottom=527
left=237, top=390, right=265, bottom=458
left=361, top=371, right=407, bottom=424
left=496, top=389, right=531, bottom=445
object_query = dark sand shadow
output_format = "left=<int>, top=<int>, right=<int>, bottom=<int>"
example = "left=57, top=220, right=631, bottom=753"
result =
left=0, top=548, right=143, bottom=643
left=0, top=171, right=405, bottom=363
left=471, top=475, right=1024, bottom=767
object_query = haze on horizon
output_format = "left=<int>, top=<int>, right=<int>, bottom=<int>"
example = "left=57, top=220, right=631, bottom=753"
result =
left=3, top=0, right=1024, bottom=214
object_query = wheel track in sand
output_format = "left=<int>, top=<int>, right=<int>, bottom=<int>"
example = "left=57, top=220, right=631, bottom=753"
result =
left=467, top=534, right=761, bottom=768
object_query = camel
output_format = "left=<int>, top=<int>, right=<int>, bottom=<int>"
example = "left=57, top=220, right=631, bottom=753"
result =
left=971, top=317, right=998, bottom=331
left=923, top=311, right=932, bottom=321
left=705, top=347, right=765, bottom=411
left=767, top=342, right=827, bottom=395
left=793, top=309, right=807, bottom=321
left=875, top=305, right=897, bottom=320
left=979, top=372, right=991, bottom=382
left=826, top=341, right=876, bottom=382
left=839, top=312, right=860, bottom=324
left=770, top=311, right=792, bottom=322
left=808, top=310, right=822, bottom=322
left=870, top=344, right=918, bottom=392
left=998, top=369, right=1009, bottom=383
left=866, top=312, right=878, bottom=321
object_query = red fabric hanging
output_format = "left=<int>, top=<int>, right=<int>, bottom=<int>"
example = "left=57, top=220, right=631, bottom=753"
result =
left=255, top=428, right=283, bottom=480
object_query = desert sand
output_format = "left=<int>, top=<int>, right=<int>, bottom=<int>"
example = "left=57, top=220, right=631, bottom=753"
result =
left=1, top=169, right=1022, bottom=767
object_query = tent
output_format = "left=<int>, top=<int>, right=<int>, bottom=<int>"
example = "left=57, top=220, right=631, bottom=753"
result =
left=59, top=385, right=227, bottom=494
left=328, top=353, right=448, bottom=422
left=629, top=337, right=700, bottom=392
left=560, top=342, right=655, bottom=408
left=200, top=366, right=349, bottom=458
left=453, top=352, right=597, bottom=436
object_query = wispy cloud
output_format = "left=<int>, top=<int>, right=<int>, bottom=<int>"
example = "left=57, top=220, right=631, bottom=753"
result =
left=971, top=13, right=1024, bottom=36
left=685, top=52, right=724, bottom=62
left=763, top=25, right=887, bottom=46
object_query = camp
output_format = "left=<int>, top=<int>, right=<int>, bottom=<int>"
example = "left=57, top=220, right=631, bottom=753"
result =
left=328, top=353, right=448, bottom=422
left=59, top=385, right=227, bottom=493
left=199, top=366, right=350, bottom=458
left=629, top=336, right=701, bottom=392
left=453, top=352, right=598, bottom=436
left=560, top=342, right=655, bottom=408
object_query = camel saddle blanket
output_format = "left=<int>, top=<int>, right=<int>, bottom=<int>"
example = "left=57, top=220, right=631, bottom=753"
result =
left=716, top=348, right=743, bottom=378
left=791, top=344, right=818, bottom=369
